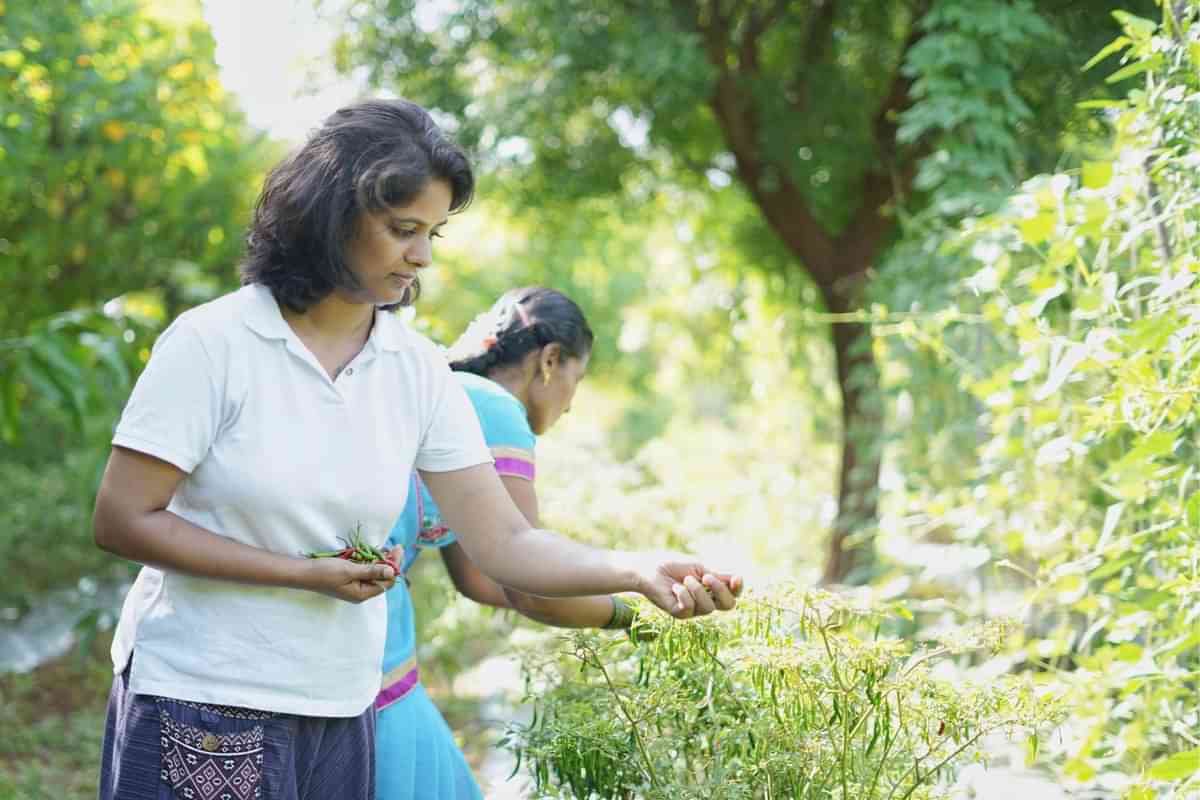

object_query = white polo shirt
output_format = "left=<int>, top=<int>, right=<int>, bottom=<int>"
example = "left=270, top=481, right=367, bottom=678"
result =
left=109, top=283, right=490, bottom=717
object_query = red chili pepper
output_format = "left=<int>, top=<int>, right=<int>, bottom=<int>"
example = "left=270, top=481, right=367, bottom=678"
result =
left=304, top=523, right=400, bottom=575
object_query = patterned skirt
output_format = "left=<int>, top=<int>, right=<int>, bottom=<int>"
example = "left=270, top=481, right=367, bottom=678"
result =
left=97, top=663, right=375, bottom=800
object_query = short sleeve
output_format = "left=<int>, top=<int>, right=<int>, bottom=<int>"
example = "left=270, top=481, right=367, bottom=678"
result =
left=414, top=356, right=491, bottom=473
left=112, top=318, right=222, bottom=472
left=473, top=390, right=536, bottom=482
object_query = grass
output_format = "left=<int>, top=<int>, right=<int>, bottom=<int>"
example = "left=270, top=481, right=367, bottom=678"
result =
left=0, top=633, right=113, bottom=800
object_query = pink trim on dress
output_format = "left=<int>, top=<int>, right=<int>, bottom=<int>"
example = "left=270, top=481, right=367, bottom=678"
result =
left=375, top=657, right=420, bottom=711
left=493, top=457, right=535, bottom=480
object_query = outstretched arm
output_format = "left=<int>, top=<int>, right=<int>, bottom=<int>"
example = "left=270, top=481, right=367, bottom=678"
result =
left=437, top=474, right=626, bottom=628
left=419, top=464, right=739, bottom=619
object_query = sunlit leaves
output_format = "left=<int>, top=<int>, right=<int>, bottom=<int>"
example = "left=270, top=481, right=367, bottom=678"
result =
left=901, top=0, right=1056, bottom=199
left=510, top=590, right=1060, bottom=798
left=0, top=0, right=270, bottom=336
left=1147, top=748, right=1200, bottom=782
left=905, top=5, right=1200, bottom=794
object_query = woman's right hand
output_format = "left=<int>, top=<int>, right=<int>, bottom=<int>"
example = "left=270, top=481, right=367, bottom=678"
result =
left=302, top=557, right=397, bottom=603
left=633, top=553, right=743, bottom=620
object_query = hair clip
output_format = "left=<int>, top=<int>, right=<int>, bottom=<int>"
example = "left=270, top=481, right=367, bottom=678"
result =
left=515, top=301, right=532, bottom=328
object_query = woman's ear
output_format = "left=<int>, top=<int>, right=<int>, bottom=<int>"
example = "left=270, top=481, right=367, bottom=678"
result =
left=540, top=342, right=561, bottom=372
left=539, top=343, right=561, bottom=386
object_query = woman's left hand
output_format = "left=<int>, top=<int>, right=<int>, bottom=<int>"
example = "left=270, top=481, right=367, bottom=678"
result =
left=635, top=554, right=743, bottom=619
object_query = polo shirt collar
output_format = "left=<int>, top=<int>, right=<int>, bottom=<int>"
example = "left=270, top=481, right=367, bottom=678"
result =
left=371, top=311, right=406, bottom=352
left=242, top=284, right=406, bottom=352
left=242, top=284, right=293, bottom=341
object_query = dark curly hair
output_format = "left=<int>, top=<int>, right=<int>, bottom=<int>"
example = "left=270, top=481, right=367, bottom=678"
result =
left=240, top=99, right=474, bottom=313
left=448, top=288, right=593, bottom=376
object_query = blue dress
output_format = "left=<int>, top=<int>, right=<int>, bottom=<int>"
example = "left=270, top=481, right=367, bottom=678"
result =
left=375, top=373, right=537, bottom=800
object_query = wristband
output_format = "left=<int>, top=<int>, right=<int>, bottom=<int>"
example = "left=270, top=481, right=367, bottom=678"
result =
left=603, top=595, right=635, bottom=630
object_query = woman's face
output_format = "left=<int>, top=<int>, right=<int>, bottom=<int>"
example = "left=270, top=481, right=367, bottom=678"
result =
left=527, top=350, right=590, bottom=435
left=344, top=179, right=452, bottom=306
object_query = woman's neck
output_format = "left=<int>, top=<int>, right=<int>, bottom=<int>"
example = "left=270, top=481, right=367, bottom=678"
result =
left=282, top=293, right=375, bottom=343
left=487, top=367, right=532, bottom=411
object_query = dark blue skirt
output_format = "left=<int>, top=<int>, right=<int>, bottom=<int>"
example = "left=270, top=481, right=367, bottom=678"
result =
left=97, top=662, right=375, bottom=800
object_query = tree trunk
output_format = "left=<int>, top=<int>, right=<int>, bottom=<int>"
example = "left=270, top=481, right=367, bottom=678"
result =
left=820, top=291, right=883, bottom=584
left=693, top=1, right=926, bottom=584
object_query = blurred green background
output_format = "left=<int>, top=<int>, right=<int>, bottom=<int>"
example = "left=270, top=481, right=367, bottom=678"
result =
left=1, top=0, right=1197, bottom=797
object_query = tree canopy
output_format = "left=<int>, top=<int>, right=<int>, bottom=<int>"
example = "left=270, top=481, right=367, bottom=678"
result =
left=0, top=0, right=269, bottom=337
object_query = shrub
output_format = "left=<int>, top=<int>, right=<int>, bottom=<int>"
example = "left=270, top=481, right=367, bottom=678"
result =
left=507, top=588, right=1061, bottom=799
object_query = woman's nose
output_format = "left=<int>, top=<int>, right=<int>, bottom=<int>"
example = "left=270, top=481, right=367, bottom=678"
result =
left=406, top=236, right=433, bottom=268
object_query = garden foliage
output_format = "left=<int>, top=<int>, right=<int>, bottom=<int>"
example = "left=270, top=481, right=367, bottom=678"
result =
left=875, top=5, right=1200, bottom=796
left=502, top=5, right=1200, bottom=797
left=508, top=589, right=1059, bottom=799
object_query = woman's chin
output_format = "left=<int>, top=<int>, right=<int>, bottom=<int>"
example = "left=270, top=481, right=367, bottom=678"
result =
left=365, top=287, right=409, bottom=308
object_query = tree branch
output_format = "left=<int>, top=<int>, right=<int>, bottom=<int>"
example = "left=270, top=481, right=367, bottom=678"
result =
left=804, top=0, right=838, bottom=67
left=714, top=81, right=836, bottom=283
left=691, top=2, right=836, bottom=284
left=743, top=0, right=790, bottom=55
left=787, top=0, right=837, bottom=114
left=834, top=3, right=933, bottom=281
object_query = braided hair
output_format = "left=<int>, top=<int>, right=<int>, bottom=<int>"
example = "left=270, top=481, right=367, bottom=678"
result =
left=447, top=288, right=593, bottom=376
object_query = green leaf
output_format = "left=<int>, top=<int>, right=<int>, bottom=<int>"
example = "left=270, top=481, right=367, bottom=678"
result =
left=1082, top=161, right=1113, bottom=189
left=1187, top=493, right=1200, bottom=529
left=1082, top=36, right=1131, bottom=71
left=1146, top=748, right=1200, bottom=781
left=1065, top=758, right=1097, bottom=782
left=20, top=355, right=65, bottom=406
left=1112, top=12, right=1157, bottom=42
left=1126, top=429, right=1178, bottom=461
left=30, top=334, right=84, bottom=386
left=1125, top=315, right=1177, bottom=352
left=28, top=339, right=88, bottom=435
left=1114, top=643, right=1142, bottom=662
left=1089, top=555, right=1133, bottom=581
left=1097, top=503, right=1124, bottom=550
left=1155, top=632, right=1200, bottom=660
left=1076, top=288, right=1105, bottom=314
left=91, top=336, right=133, bottom=394
left=1106, top=56, right=1160, bottom=84
left=1018, top=213, right=1056, bottom=245
left=0, top=371, right=16, bottom=443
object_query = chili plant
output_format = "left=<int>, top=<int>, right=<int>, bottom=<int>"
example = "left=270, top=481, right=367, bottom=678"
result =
left=506, top=587, right=1062, bottom=799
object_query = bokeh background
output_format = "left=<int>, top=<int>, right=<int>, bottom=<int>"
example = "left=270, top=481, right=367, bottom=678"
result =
left=1, top=1, right=1197, bottom=797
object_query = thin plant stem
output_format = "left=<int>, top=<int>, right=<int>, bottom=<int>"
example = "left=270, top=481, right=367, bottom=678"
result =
left=585, top=648, right=664, bottom=793
left=887, top=719, right=1022, bottom=800
left=867, top=692, right=901, bottom=799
